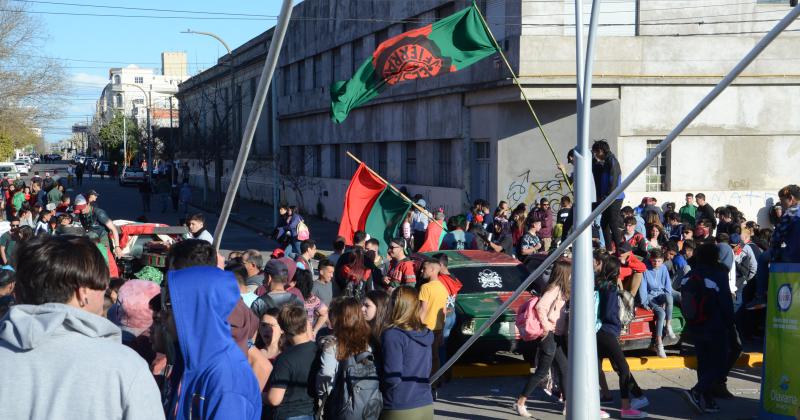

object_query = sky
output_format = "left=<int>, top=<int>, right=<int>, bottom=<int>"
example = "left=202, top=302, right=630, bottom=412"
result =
left=19, top=0, right=286, bottom=144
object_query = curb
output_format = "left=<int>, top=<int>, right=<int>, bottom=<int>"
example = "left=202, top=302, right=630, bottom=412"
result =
left=451, top=352, right=763, bottom=378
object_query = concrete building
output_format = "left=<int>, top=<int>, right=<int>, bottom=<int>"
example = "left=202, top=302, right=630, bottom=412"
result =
left=177, top=0, right=800, bottom=225
left=98, top=52, right=187, bottom=132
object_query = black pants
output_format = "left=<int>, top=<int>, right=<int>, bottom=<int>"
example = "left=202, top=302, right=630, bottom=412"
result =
left=722, top=326, right=742, bottom=384
left=520, top=333, right=568, bottom=398
left=412, top=230, right=426, bottom=252
left=691, top=329, right=728, bottom=395
left=600, top=199, right=623, bottom=250
left=597, top=330, right=642, bottom=400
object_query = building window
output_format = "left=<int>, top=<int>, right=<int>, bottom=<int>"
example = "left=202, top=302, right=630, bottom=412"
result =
left=333, top=144, right=342, bottom=178
left=438, top=140, right=453, bottom=188
left=475, top=141, right=490, bottom=160
left=312, top=145, right=321, bottom=177
left=297, top=60, right=305, bottom=92
left=377, top=143, right=388, bottom=176
left=375, top=28, right=389, bottom=47
left=645, top=139, right=668, bottom=192
left=280, top=146, right=290, bottom=175
left=404, top=142, right=417, bottom=184
left=282, top=64, right=291, bottom=95
left=313, top=55, right=322, bottom=88
left=115, top=94, right=123, bottom=108
left=113, top=75, right=121, bottom=84
left=134, top=76, right=144, bottom=84
left=133, top=98, right=144, bottom=105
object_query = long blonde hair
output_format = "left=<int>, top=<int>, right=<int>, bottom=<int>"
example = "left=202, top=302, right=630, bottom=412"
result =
left=389, top=286, right=425, bottom=331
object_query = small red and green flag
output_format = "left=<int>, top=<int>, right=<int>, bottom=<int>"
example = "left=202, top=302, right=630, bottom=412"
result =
left=331, top=4, right=498, bottom=123
left=338, top=163, right=412, bottom=255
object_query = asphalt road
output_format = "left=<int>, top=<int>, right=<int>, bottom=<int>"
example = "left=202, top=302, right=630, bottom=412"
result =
left=30, top=162, right=278, bottom=255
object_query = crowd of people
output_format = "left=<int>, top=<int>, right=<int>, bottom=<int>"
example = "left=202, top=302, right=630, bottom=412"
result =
left=0, top=145, right=797, bottom=420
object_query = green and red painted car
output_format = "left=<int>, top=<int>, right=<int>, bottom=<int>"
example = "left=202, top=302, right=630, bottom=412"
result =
left=412, top=251, right=686, bottom=357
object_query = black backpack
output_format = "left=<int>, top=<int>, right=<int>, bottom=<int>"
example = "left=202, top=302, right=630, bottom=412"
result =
left=323, top=351, right=383, bottom=420
left=680, top=272, right=719, bottom=325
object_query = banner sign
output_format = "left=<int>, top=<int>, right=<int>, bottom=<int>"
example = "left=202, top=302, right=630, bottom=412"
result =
left=761, top=263, right=800, bottom=419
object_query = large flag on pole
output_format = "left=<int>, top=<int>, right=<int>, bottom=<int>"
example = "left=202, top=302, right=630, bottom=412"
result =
left=418, top=220, right=446, bottom=253
left=338, top=163, right=412, bottom=255
left=331, top=4, right=498, bottom=123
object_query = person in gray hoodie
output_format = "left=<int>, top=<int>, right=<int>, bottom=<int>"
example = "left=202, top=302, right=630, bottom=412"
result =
left=0, top=235, right=164, bottom=420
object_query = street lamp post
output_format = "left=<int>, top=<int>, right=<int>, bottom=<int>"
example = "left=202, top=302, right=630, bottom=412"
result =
left=182, top=29, right=236, bottom=205
left=122, top=82, right=152, bottom=176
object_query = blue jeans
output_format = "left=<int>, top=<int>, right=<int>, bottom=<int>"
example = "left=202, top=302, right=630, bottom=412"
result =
left=439, top=310, right=457, bottom=365
left=648, top=291, right=674, bottom=337
left=284, top=240, right=301, bottom=258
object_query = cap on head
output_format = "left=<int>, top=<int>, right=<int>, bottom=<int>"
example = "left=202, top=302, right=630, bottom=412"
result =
left=74, top=194, right=87, bottom=206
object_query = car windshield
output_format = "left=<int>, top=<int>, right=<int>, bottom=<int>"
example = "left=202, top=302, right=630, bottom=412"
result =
left=14, top=161, right=24, bottom=165
left=127, top=168, right=143, bottom=173
left=0, top=166, right=14, bottom=172
left=449, top=264, right=529, bottom=294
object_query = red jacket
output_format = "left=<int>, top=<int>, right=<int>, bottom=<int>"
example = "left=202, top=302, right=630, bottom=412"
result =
left=618, top=255, right=646, bottom=281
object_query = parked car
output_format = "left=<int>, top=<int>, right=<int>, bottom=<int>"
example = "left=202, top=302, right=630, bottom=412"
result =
left=0, top=163, right=20, bottom=181
left=410, top=250, right=534, bottom=357
left=21, top=156, right=32, bottom=169
left=13, top=160, right=29, bottom=175
left=119, top=166, right=146, bottom=186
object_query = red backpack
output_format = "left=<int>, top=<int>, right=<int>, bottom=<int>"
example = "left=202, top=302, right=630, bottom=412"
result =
left=515, top=295, right=545, bottom=341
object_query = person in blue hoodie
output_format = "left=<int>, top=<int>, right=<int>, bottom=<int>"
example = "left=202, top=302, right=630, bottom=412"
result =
left=640, top=249, right=676, bottom=358
left=162, top=265, right=262, bottom=420
left=380, top=286, right=434, bottom=420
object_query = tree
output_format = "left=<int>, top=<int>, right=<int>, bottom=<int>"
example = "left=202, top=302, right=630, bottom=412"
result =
left=98, top=111, right=141, bottom=164
left=0, top=133, right=15, bottom=161
left=0, top=2, right=67, bottom=146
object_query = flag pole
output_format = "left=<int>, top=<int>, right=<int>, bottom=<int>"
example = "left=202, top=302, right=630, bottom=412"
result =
left=431, top=2, right=800, bottom=385
left=473, top=2, right=573, bottom=192
left=346, top=151, right=446, bottom=230
left=211, top=0, right=294, bottom=251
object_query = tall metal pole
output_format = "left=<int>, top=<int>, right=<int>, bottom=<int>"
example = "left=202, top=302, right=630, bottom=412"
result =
left=271, top=77, right=279, bottom=229
left=212, top=0, right=294, bottom=250
left=123, top=114, right=127, bottom=167
left=569, top=0, right=602, bottom=418
left=146, top=88, right=152, bottom=177
left=431, top=1, right=800, bottom=387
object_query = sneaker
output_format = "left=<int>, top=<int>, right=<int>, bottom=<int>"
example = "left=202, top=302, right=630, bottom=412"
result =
left=666, top=324, right=676, bottom=340
left=513, top=402, right=532, bottom=418
left=703, top=397, right=721, bottom=413
left=746, top=295, right=767, bottom=310
left=631, top=396, right=650, bottom=410
left=621, top=408, right=649, bottom=419
left=682, top=389, right=704, bottom=414
left=713, top=383, right=735, bottom=400
left=599, top=409, right=611, bottom=419
left=656, top=344, right=667, bottom=358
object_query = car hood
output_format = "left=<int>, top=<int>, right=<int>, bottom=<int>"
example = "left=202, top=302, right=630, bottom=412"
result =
left=456, top=291, right=533, bottom=319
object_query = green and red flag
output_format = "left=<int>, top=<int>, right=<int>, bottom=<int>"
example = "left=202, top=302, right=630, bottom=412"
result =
left=331, top=4, right=498, bottom=123
left=338, top=163, right=412, bottom=255
left=417, top=220, right=446, bottom=253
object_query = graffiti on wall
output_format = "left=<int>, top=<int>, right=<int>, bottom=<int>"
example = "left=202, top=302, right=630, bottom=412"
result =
left=505, top=170, right=572, bottom=211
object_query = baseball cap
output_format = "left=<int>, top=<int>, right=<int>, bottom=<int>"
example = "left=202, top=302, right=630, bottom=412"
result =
left=45, top=203, right=57, bottom=212
left=87, top=189, right=99, bottom=197
left=264, top=258, right=288, bottom=277
left=74, top=194, right=87, bottom=206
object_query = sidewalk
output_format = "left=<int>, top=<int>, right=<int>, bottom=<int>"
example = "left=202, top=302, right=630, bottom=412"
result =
left=186, top=185, right=341, bottom=251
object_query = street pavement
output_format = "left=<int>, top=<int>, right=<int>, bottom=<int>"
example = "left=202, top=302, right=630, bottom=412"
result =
left=31, top=162, right=277, bottom=255
left=434, top=366, right=762, bottom=419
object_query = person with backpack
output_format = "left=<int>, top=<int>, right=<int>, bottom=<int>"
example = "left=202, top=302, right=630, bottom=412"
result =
left=596, top=257, right=650, bottom=419
left=341, top=247, right=373, bottom=301
left=380, top=286, right=434, bottom=420
left=514, top=260, right=595, bottom=418
left=680, top=242, right=735, bottom=414
left=277, top=205, right=306, bottom=258
left=316, top=297, right=382, bottom=420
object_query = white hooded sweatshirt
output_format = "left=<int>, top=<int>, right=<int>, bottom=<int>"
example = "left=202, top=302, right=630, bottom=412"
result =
left=0, top=303, right=164, bottom=420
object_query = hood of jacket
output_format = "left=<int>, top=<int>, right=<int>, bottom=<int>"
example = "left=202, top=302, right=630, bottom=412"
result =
left=396, top=326, right=434, bottom=347
left=0, top=303, right=121, bottom=351
left=168, top=266, right=240, bottom=371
